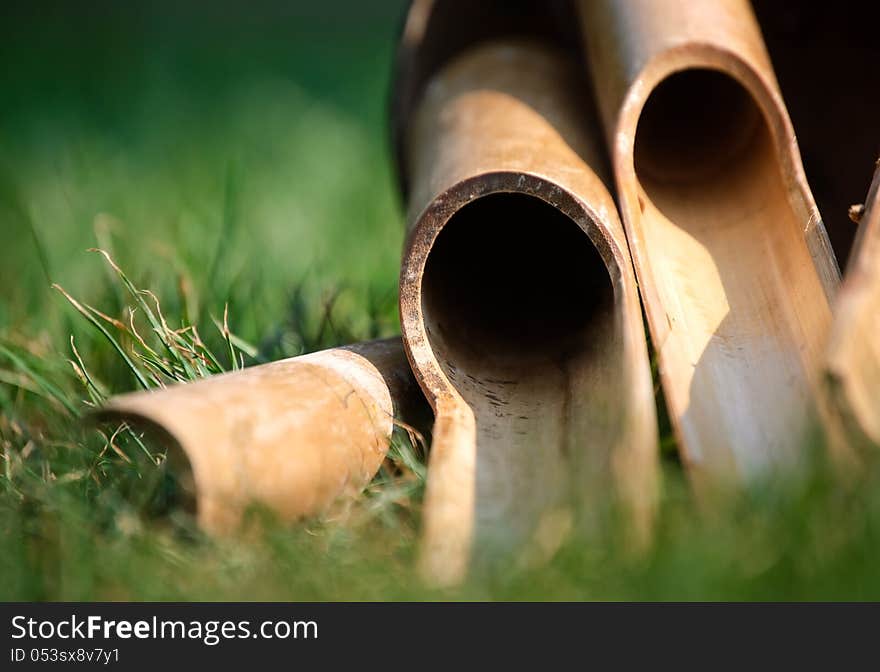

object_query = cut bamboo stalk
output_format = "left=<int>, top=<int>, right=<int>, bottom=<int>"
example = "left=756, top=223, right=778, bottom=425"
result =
left=576, top=0, right=840, bottom=486
left=96, top=338, right=426, bottom=533
left=397, top=38, right=658, bottom=585
left=825, top=161, right=880, bottom=451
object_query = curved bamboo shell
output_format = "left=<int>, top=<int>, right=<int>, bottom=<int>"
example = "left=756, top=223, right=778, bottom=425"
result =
left=825, top=162, right=880, bottom=452
left=577, top=0, right=840, bottom=486
left=97, top=338, right=425, bottom=533
left=398, top=38, right=658, bottom=585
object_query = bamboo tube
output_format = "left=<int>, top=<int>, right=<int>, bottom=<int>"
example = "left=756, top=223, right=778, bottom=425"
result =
left=97, top=338, right=426, bottom=533
left=397, top=36, right=658, bottom=584
left=576, top=0, right=840, bottom=487
left=825, top=162, right=880, bottom=451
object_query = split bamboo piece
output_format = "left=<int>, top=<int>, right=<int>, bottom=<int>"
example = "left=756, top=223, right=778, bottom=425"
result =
left=825, top=162, right=880, bottom=451
left=398, top=39, right=658, bottom=585
left=577, top=0, right=840, bottom=486
left=97, top=338, right=425, bottom=533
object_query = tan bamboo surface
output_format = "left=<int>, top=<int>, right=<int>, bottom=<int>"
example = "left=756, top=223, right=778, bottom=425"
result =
left=97, top=338, right=426, bottom=533
left=398, top=39, right=658, bottom=585
left=825, top=162, right=880, bottom=451
left=577, top=0, right=840, bottom=488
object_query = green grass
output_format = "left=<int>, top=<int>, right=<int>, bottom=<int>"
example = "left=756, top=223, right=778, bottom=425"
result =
left=3, top=2, right=880, bottom=601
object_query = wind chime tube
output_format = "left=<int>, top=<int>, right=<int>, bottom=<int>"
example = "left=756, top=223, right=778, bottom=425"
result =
left=396, top=28, right=659, bottom=584
left=576, top=0, right=840, bottom=488
left=97, top=338, right=426, bottom=533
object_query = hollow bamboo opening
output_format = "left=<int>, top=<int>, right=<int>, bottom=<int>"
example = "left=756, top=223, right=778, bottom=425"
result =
left=422, top=193, right=613, bottom=370
left=634, top=70, right=761, bottom=184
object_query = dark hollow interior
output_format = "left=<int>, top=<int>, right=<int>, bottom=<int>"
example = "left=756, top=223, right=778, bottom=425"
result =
left=421, top=192, right=613, bottom=368
left=634, top=69, right=763, bottom=184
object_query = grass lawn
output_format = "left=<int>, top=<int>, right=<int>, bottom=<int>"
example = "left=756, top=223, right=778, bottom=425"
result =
left=2, top=1, right=880, bottom=601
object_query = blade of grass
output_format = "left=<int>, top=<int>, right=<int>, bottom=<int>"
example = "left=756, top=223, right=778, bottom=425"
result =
left=0, top=342, right=77, bottom=415
left=52, top=284, right=150, bottom=391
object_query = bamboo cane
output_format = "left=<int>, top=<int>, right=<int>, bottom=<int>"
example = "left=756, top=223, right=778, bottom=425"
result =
left=397, top=35, right=658, bottom=584
left=97, top=338, right=426, bottom=533
left=825, top=161, right=880, bottom=452
left=576, top=0, right=840, bottom=487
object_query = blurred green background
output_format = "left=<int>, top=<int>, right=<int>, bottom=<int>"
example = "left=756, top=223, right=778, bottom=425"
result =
left=1, top=0, right=407, bottom=348
left=3, top=1, right=880, bottom=601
